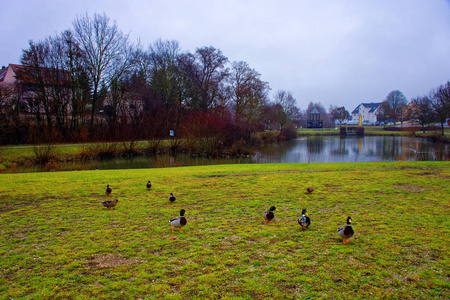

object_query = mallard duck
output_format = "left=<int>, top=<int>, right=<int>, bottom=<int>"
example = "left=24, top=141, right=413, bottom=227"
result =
left=263, top=206, right=277, bottom=223
left=298, top=208, right=311, bottom=231
left=169, top=209, right=187, bottom=232
left=306, top=186, right=314, bottom=193
left=101, top=198, right=119, bottom=210
left=146, top=181, right=152, bottom=189
left=168, top=193, right=176, bottom=203
left=105, top=185, right=112, bottom=196
left=338, top=216, right=354, bottom=244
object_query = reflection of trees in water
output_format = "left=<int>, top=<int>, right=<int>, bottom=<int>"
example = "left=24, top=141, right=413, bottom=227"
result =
left=307, top=136, right=324, bottom=154
left=12, top=136, right=449, bottom=173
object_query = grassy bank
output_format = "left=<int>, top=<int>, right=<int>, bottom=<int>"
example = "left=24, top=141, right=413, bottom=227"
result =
left=1, top=162, right=449, bottom=299
left=1, top=127, right=448, bottom=170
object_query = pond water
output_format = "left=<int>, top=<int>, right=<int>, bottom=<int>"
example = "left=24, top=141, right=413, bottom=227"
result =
left=9, top=136, right=450, bottom=173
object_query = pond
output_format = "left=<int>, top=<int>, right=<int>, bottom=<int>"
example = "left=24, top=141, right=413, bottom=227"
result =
left=8, top=136, right=450, bottom=173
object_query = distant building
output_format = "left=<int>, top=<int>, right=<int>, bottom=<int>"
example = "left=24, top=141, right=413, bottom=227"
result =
left=307, top=108, right=323, bottom=128
left=351, top=102, right=382, bottom=124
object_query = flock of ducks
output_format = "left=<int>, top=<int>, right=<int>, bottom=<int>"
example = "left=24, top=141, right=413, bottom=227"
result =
left=101, top=183, right=355, bottom=244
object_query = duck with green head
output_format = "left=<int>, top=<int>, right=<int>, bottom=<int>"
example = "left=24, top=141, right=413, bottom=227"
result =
left=298, top=208, right=311, bottom=231
left=263, top=206, right=277, bottom=224
left=338, top=216, right=354, bottom=244
left=169, top=209, right=187, bottom=232
left=146, top=181, right=152, bottom=189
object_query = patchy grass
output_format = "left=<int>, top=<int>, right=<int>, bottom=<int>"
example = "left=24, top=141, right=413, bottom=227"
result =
left=0, top=162, right=449, bottom=299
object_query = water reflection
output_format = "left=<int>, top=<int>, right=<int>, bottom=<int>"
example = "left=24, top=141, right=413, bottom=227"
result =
left=253, top=136, right=449, bottom=164
left=6, top=136, right=449, bottom=173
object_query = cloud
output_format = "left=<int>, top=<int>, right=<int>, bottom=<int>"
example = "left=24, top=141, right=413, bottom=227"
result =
left=2, top=0, right=450, bottom=111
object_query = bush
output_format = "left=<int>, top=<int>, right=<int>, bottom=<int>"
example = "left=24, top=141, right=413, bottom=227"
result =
left=277, top=124, right=297, bottom=141
left=229, top=139, right=252, bottom=157
left=44, top=160, right=60, bottom=172
left=33, top=145, right=60, bottom=165
left=181, top=111, right=229, bottom=155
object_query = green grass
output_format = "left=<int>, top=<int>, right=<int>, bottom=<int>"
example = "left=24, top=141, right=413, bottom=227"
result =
left=0, top=162, right=449, bottom=299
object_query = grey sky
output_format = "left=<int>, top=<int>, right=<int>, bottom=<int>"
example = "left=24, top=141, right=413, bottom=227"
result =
left=2, top=0, right=450, bottom=111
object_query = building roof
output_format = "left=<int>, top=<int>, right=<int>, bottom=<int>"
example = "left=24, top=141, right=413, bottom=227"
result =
left=0, top=64, right=26, bottom=84
left=0, top=66, right=8, bottom=83
left=0, top=63, right=70, bottom=86
left=352, top=102, right=381, bottom=114
left=310, top=108, right=320, bottom=114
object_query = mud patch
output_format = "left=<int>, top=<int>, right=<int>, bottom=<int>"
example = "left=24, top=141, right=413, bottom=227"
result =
left=395, top=184, right=425, bottom=193
left=90, top=253, right=140, bottom=269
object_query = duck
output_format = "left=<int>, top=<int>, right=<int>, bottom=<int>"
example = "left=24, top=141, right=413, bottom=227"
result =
left=169, top=209, right=187, bottom=232
left=263, top=206, right=277, bottom=223
left=298, top=208, right=311, bottom=231
left=146, top=181, right=152, bottom=189
left=168, top=193, right=176, bottom=204
left=306, top=186, right=314, bottom=194
left=338, top=216, right=354, bottom=244
left=101, top=198, right=119, bottom=210
left=105, top=185, right=112, bottom=196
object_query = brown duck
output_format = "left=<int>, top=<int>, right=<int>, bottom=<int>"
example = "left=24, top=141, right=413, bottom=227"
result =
left=101, top=198, right=119, bottom=210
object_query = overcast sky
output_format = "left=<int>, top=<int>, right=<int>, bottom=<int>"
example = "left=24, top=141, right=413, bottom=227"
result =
left=2, top=0, right=450, bottom=111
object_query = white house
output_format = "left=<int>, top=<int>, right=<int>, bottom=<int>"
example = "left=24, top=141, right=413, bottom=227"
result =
left=351, top=102, right=382, bottom=124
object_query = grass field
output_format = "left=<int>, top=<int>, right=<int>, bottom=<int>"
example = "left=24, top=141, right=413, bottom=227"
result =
left=1, top=162, right=449, bottom=299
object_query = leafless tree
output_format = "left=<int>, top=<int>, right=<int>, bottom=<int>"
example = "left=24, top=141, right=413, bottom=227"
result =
left=411, top=95, right=435, bottom=133
left=383, top=90, right=408, bottom=122
left=73, top=12, right=132, bottom=131
left=229, top=61, right=269, bottom=125
left=431, top=81, right=450, bottom=135
left=273, top=90, right=297, bottom=129
left=330, top=105, right=349, bottom=128
left=179, top=46, right=229, bottom=112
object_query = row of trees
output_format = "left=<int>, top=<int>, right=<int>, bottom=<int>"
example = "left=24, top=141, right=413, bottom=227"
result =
left=1, top=13, right=313, bottom=147
left=380, top=85, right=450, bottom=135
left=329, top=85, right=450, bottom=136
left=1, top=13, right=448, bottom=147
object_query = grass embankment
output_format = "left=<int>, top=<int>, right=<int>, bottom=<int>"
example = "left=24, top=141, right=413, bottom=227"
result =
left=1, top=127, right=448, bottom=170
left=0, top=162, right=449, bottom=299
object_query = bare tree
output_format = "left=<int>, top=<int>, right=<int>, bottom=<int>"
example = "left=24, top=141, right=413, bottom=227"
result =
left=431, top=81, right=450, bottom=136
left=330, top=105, right=349, bottom=128
left=73, top=12, right=132, bottom=131
left=383, top=90, right=408, bottom=123
left=273, top=90, right=297, bottom=129
left=229, top=61, right=269, bottom=125
left=411, top=95, right=435, bottom=133
left=146, top=39, right=187, bottom=131
left=179, top=46, right=229, bottom=112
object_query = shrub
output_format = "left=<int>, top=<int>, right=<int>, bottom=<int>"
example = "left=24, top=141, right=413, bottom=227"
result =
left=96, top=143, right=118, bottom=158
left=44, top=160, right=60, bottom=172
left=181, top=111, right=229, bottom=155
left=33, top=145, right=60, bottom=165
left=145, top=139, right=161, bottom=156
left=277, top=124, right=298, bottom=141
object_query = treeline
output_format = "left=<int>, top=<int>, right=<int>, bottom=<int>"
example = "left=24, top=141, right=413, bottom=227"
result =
left=0, top=12, right=326, bottom=151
